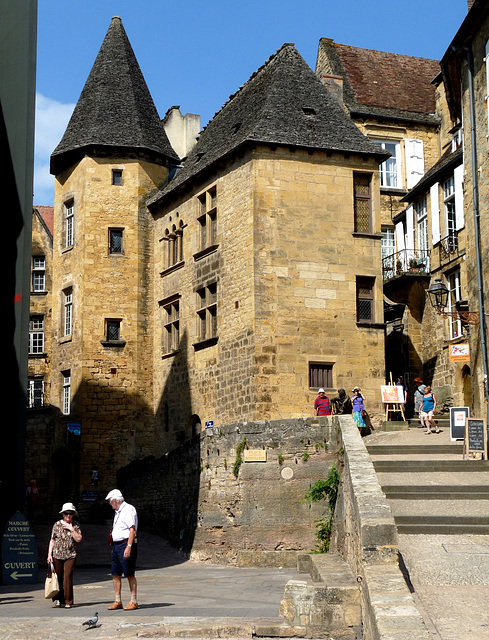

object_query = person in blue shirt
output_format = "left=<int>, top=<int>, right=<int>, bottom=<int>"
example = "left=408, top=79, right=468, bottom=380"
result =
left=421, top=385, right=438, bottom=434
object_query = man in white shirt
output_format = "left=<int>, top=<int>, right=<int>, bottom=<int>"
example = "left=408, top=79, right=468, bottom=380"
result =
left=106, top=489, right=138, bottom=610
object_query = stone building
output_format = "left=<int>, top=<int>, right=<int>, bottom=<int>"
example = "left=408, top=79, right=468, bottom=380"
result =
left=315, top=39, right=443, bottom=400
left=148, top=42, right=390, bottom=450
left=437, top=0, right=489, bottom=418
left=29, top=17, right=392, bottom=505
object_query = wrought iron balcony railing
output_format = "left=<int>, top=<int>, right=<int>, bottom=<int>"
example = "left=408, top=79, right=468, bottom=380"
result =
left=382, top=249, right=430, bottom=282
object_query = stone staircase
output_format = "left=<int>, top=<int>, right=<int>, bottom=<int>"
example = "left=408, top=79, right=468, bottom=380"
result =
left=279, top=553, right=362, bottom=639
left=367, top=419, right=489, bottom=534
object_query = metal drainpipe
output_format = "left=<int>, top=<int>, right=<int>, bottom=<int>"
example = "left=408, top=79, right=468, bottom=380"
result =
left=466, top=46, right=489, bottom=426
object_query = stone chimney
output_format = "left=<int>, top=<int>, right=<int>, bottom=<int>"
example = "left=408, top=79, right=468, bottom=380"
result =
left=162, top=106, right=201, bottom=160
left=319, top=74, right=344, bottom=106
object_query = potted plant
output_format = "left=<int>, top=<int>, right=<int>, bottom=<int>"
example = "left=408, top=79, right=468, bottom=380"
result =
left=409, top=258, right=419, bottom=272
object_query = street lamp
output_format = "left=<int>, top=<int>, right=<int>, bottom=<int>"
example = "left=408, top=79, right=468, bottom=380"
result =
left=427, top=278, right=480, bottom=325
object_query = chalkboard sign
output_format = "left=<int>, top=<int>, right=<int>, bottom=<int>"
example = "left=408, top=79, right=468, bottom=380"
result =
left=450, top=407, right=469, bottom=441
left=2, top=511, right=38, bottom=585
left=465, top=418, right=487, bottom=459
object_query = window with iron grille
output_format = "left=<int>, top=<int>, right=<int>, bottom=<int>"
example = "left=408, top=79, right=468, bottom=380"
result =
left=198, top=186, right=217, bottom=250
left=353, top=173, right=372, bottom=233
left=197, top=283, right=217, bottom=342
left=356, top=276, right=375, bottom=322
left=309, top=363, right=333, bottom=389
left=32, top=256, right=46, bottom=292
left=109, top=228, right=123, bottom=254
left=27, top=378, right=44, bottom=408
left=106, top=319, right=121, bottom=341
left=29, top=316, right=44, bottom=354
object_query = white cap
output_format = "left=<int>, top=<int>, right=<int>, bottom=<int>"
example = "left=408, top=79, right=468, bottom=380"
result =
left=318, top=388, right=325, bottom=393
left=105, top=489, right=124, bottom=501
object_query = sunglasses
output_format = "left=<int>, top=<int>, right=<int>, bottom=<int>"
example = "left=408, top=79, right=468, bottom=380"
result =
left=62, top=511, right=74, bottom=515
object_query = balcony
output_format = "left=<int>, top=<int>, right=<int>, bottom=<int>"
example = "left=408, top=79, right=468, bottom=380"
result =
left=382, top=249, right=431, bottom=304
left=382, top=249, right=430, bottom=282
left=438, top=232, right=459, bottom=265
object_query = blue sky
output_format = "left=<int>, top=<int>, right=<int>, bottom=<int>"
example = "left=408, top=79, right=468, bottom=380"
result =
left=34, top=0, right=468, bottom=205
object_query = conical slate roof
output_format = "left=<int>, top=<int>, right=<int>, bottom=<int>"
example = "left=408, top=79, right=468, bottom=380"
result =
left=50, top=16, right=179, bottom=175
left=149, top=43, right=388, bottom=206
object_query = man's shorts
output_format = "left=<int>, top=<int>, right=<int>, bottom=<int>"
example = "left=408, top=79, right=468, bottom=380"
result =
left=111, top=540, right=137, bottom=577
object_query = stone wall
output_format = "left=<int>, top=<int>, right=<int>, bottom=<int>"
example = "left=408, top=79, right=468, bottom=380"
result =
left=118, top=417, right=339, bottom=564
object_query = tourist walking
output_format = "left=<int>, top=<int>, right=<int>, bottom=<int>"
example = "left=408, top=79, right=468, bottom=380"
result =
left=314, top=388, right=331, bottom=416
left=352, top=387, right=367, bottom=430
left=421, top=385, right=438, bottom=434
left=47, top=502, right=82, bottom=608
left=331, top=388, right=353, bottom=415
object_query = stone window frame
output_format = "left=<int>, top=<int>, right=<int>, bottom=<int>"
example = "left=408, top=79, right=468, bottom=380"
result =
left=32, top=255, right=46, bottom=292
left=309, top=363, right=334, bottom=390
left=108, top=227, right=124, bottom=255
left=62, top=370, right=71, bottom=416
left=195, top=185, right=218, bottom=259
left=194, top=282, right=218, bottom=350
left=112, top=169, right=123, bottom=186
left=374, top=139, right=401, bottom=189
left=353, top=172, right=373, bottom=234
left=101, top=318, right=126, bottom=347
left=29, top=315, right=45, bottom=355
left=64, top=199, right=74, bottom=249
left=159, top=294, right=181, bottom=357
left=62, top=286, right=73, bottom=337
left=356, top=276, right=375, bottom=324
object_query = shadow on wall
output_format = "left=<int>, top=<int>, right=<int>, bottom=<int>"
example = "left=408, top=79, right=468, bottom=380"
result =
left=119, top=330, right=199, bottom=553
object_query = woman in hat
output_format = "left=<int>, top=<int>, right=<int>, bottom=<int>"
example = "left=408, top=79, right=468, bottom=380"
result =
left=47, top=502, right=82, bottom=608
left=351, top=387, right=367, bottom=431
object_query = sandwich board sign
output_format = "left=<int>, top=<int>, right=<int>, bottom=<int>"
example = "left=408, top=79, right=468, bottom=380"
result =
left=2, top=511, right=38, bottom=584
left=450, top=407, right=469, bottom=441
left=464, top=417, right=487, bottom=460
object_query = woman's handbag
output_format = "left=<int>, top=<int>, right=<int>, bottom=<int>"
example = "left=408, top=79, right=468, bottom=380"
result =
left=45, top=562, right=59, bottom=599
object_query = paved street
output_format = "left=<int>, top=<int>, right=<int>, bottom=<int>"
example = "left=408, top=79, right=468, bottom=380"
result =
left=0, top=531, right=297, bottom=639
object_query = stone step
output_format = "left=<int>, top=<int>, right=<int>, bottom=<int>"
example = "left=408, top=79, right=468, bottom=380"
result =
left=389, top=498, right=489, bottom=517
left=382, top=485, right=489, bottom=499
left=281, top=554, right=361, bottom=637
left=373, top=459, right=489, bottom=473
left=394, top=515, right=489, bottom=535
left=367, top=443, right=464, bottom=455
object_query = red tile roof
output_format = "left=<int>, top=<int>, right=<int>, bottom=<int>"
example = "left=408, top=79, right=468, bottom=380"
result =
left=34, top=206, right=54, bottom=235
left=319, top=40, right=440, bottom=116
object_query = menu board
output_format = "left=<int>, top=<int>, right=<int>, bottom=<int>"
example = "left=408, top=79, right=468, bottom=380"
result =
left=465, top=418, right=487, bottom=459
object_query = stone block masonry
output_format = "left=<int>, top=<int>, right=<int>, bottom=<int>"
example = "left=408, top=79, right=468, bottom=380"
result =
left=118, top=417, right=339, bottom=564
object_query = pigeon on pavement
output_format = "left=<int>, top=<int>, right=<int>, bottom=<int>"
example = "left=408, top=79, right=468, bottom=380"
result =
left=82, top=612, right=99, bottom=628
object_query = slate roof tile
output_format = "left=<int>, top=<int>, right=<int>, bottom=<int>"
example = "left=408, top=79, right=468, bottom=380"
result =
left=50, top=16, right=178, bottom=175
left=149, top=43, right=388, bottom=206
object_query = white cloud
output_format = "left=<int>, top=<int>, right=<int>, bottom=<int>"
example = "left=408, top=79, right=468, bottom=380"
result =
left=34, top=93, right=75, bottom=205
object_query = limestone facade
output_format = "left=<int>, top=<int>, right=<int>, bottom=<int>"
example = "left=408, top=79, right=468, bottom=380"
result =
left=152, top=146, right=385, bottom=449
